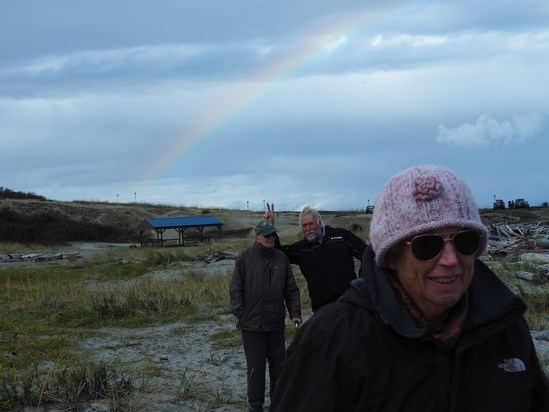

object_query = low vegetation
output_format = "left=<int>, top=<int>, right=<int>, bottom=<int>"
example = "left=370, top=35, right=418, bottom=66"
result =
left=495, top=258, right=549, bottom=331
left=0, top=207, right=133, bottom=245
left=0, top=187, right=46, bottom=201
left=0, top=239, right=311, bottom=411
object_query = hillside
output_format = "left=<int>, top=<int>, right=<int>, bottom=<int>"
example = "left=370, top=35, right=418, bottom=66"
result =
left=0, top=198, right=376, bottom=243
left=1, top=197, right=549, bottom=245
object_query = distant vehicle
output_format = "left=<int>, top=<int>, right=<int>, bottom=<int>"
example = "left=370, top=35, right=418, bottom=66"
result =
left=493, top=199, right=505, bottom=210
left=365, top=205, right=374, bottom=214
left=514, top=198, right=529, bottom=209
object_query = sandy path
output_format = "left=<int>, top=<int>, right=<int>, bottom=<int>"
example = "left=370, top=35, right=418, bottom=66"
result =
left=80, top=314, right=249, bottom=411
left=76, top=258, right=291, bottom=411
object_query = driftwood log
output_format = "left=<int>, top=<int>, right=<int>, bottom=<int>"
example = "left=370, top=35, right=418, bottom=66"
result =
left=488, top=221, right=549, bottom=257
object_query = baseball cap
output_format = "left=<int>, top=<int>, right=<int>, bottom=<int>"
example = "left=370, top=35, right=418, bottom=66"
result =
left=255, top=220, right=278, bottom=236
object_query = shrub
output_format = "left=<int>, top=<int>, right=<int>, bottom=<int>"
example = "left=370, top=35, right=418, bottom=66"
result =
left=0, top=207, right=129, bottom=245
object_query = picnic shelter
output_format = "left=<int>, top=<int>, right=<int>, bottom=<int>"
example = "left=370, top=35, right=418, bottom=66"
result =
left=138, top=215, right=223, bottom=247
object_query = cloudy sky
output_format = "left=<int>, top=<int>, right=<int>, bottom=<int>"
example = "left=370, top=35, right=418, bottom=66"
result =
left=1, top=1, right=548, bottom=211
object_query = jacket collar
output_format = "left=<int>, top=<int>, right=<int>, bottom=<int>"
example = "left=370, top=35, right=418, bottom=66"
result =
left=346, top=247, right=424, bottom=338
left=463, top=259, right=525, bottom=330
left=253, top=240, right=274, bottom=257
left=297, top=224, right=333, bottom=245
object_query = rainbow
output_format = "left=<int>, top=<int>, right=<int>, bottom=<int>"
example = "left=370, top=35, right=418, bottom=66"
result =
left=138, top=2, right=427, bottom=186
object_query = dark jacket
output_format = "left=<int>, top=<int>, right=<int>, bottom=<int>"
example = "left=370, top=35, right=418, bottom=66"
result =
left=230, top=241, right=301, bottom=331
left=271, top=247, right=549, bottom=412
left=275, top=225, right=366, bottom=311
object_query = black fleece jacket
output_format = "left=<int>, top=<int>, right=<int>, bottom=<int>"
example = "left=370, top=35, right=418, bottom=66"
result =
left=275, top=225, right=366, bottom=311
left=271, top=247, right=549, bottom=412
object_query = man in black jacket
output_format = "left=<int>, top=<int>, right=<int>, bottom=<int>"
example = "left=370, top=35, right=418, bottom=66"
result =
left=264, top=204, right=366, bottom=312
left=271, top=165, right=548, bottom=411
left=230, top=220, right=302, bottom=412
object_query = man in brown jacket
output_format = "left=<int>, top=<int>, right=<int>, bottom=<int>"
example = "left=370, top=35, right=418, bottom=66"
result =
left=230, top=220, right=302, bottom=412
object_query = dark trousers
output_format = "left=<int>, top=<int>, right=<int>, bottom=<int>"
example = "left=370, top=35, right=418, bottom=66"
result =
left=241, top=329, right=286, bottom=410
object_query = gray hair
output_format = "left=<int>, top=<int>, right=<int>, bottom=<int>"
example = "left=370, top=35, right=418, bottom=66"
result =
left=299, top=206, right=323, bottom=226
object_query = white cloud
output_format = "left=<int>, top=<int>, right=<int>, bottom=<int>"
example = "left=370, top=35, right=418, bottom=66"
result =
left=382, top=34, right=450, bottom=48
left=371, top=34, right=383, bottom=47
left=11, top=44, right=204, bottom=75
left=436, top=112, right=543, bottom=147
left=321, top=35, right=348, bottom=52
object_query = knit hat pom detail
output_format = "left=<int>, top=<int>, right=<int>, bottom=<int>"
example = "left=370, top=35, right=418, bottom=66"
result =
left=413, top=176, right=441, bottom=200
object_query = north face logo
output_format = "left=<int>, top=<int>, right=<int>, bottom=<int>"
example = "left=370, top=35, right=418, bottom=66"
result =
left=498, top=358, right=526, bottom=372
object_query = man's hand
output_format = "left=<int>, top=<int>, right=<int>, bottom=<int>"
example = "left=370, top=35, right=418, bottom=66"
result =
left=291, top=317, right=302, bottom=328
left=263, top=202, right=275, bottom=224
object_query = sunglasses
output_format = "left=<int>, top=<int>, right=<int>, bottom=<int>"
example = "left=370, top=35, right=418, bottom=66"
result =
left=405, top=230, right=482, bottom=261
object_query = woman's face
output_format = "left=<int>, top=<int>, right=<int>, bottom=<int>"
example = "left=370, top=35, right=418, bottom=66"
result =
left=387, top=226, right=476, bottom=323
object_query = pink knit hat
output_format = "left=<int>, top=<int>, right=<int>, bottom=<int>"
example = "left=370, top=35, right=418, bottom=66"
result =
left=370, top=165, right=488, bottom=267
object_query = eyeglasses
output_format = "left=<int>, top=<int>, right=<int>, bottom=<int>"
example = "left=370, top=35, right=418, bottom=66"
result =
left=405, top=230, right=482, bottom=261
left=261, top=232, right=276, bottom=238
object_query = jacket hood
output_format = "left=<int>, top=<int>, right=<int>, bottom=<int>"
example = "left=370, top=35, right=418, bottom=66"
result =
left=342, top=246, right=525, bottom=338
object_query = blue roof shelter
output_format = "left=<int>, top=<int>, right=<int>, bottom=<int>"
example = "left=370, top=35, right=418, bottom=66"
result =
left=138, top=215, right=223, bottom=247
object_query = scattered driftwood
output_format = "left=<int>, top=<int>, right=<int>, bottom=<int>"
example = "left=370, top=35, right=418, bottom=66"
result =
left=487, top=221, right=549, bottom=257
left=204, top=250, right=238, bottom=263
left=2, top=249, right=238, bottom=264
left=0, top=251, right=81, bottom=263
left=516, top=271, right=537, bottom=282
left=530, top=239, right=549, bottom=249
left=485, top=221, right=549, bottom=286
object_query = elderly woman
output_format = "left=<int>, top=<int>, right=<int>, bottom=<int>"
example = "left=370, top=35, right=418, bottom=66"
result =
left=271, top=165, right=548, bottom=412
